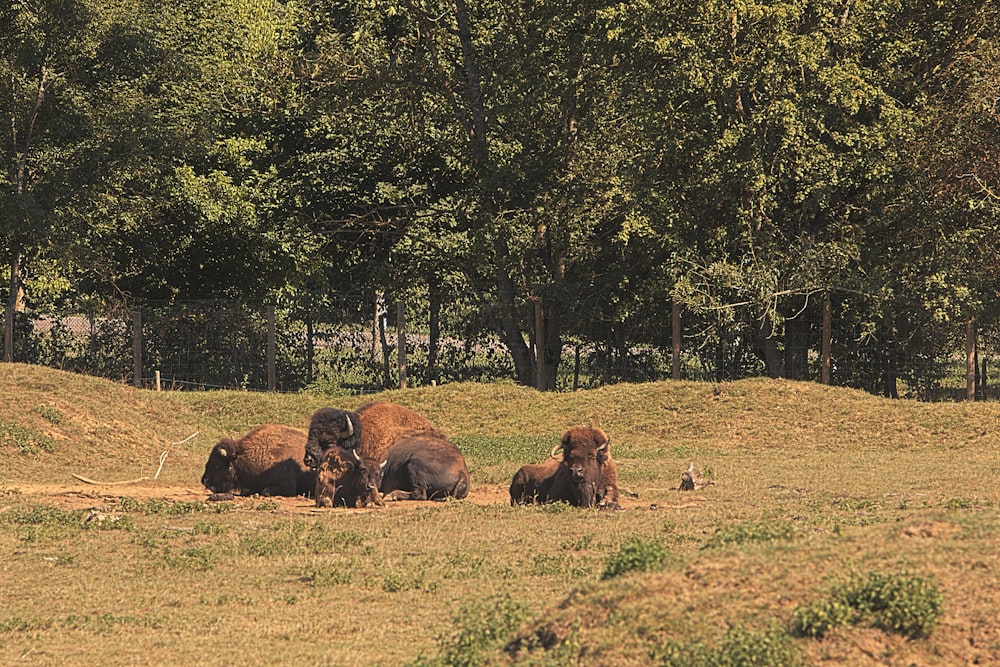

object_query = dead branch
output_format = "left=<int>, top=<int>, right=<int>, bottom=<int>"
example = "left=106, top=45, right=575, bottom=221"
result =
left=71, top=432, right=199, bottom=486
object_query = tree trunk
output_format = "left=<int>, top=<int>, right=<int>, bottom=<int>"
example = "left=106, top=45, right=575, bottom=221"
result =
left=397, top=300, right=408, bottom=389
left=757, top=313, right=783, bottom=378
left=428, top=280, right=440, bottom=384
left=4, top=243, right=22, bottom=363
left=783, top=297, right=810, bottom=380
left=966, top=317, right=976, bottom=402
left=821, top=293, right=832, bottom=385
left=453, top=0, right=534, bottom=386
left=671, top=301, right=681, bottom=380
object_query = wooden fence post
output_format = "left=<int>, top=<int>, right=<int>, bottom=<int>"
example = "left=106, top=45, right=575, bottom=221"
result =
left=267, top=302, right=276, bottom=392
left=671, top=301, right=681, bottom=380
left=132, top=309, right=142, bottom=388
left=821, top=294, right=832, bottom=385
left=397, top=300, right=408, bottom=389
left=966, top=317, right=976, bottom=401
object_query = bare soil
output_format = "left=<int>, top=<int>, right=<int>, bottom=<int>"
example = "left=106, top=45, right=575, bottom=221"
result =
left=2, top=481, right=656, bottom=513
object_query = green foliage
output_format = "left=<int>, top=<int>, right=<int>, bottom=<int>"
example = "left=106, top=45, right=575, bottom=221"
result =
left=792, top=572, right=944, bottom=639
left=409, top=594, right=528, bottom=667
left=701, top=521, right=797, bottom=550
left=0, top=422, right=57, bottom=454
left=655, top=624, right=802, bottom=667
left=602, top=539, right=669, bottom=580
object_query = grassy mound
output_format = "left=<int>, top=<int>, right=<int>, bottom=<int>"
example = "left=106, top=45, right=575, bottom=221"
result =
left=1, top=364, right=999, bottom=666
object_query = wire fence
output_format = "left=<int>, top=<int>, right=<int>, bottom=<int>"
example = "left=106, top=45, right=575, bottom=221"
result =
left=3, top=293, right=994, bottom=400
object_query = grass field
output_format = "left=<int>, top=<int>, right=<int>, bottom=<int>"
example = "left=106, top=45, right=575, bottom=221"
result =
left=1, top=362, right=999, bottom=666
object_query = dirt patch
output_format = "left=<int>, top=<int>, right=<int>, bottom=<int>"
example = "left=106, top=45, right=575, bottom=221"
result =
left=1, top=479, right=654, bottom=514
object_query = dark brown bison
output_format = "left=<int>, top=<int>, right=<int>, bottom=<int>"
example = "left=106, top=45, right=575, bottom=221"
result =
left=379, top=434, right=470, bottom=501
left=201, top=424, right=313, bottom=497
left=509, top=427, right=620, bottom=509
left=314, top=448, right=383, bottom=508
left=304, top=401, right=439, bottom=468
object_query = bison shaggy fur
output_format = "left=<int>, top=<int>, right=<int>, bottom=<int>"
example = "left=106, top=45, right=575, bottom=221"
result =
left=509, top=427, right=620, bottom=509
left=201, top=424, right=312, bottom=497
left=304, top=401, right=440, bottom=468
left=314, top=448, right=383, bottom=508
left=380, top=434, right=470, bottom=501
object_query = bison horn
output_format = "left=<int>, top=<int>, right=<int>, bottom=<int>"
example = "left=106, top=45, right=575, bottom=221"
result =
left=218, top=448, right=228, bottom=458
left=352, top=448, right=361, bottom=462
left=380, top=459, right=388, bottom=470
left=345, top=416, right=354, bottom=438
left=549, top=444, right=563, bottom=459
left=597, top=439, right=609, bottom=452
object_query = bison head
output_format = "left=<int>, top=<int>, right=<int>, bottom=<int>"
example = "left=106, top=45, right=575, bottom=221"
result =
left=201, top=438, right=239, bottom=493
left=552, top=427, right=610, bottom=508
left=314, top=448, right=384, bottom=508
left=304, top=407, right=363, bottom=469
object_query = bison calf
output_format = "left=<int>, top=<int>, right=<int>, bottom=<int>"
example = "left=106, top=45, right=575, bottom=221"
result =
left=314, top=448, right=383, bottom=508
left=201, top=424, right=312, bottom=497
left=379, top=434, right=470, bottom=501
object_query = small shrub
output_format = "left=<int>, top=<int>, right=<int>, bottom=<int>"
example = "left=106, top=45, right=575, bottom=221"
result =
left=701, top=521, right=796, bottom=550
left=791, top=571, right=943, bottom=640
left=656, top=624, right=802, bottom=667
left=843, top=572, right=944, bottom=639
left=36, top=405, right=65, bottom=424
left=602, top=539, right=669, bottom=579
left=790, top=597, right=855, bottom=638
left=409, top=594, right=528, bottom=667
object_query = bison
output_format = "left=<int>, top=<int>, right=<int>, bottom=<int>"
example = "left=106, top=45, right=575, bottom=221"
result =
left=378, top=434, right=470, bottom=501
left=314, top=448, right=383, bottom=508
left=201, top=424, right=313, bottom=497
left=509, top=427, right=620, bottom=509
left=303, top=401, right=440, bottom=468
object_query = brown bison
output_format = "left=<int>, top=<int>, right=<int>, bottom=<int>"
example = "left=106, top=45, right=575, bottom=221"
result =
left=303, top=401, right=439, bottom=468
left=509, top=427, right=620, bottom=509
left=314, top=448, right=383, bottom=508
left=201, top=424, right=313, bottom=497
left=379, top=434, right=470, bottom=501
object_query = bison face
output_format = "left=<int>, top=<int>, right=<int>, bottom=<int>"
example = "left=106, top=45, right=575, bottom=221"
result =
left=313, top=448, right=384, bottom=508
left=344, top=453, right=384, bottom=508
left=555, top=427, right=609, bottom=508
left=304, top=408, right=363, bottom=468
left=201, top=439, right=238, bottom=493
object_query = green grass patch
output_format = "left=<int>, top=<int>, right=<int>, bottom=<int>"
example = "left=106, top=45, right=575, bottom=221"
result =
left=701, top=520, right=797, bottom=550
left=602, top=539, right=670, bottom=579
left=792, top=571, right=944, bottom=639
left=0, top=421, right=57, bottom=454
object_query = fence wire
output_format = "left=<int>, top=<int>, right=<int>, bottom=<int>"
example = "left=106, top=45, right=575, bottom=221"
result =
left=3, top=294, right=993, bottom=400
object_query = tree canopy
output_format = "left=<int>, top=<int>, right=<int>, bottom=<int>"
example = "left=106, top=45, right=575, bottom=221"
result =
left=2, top=0, right=998, bottom=389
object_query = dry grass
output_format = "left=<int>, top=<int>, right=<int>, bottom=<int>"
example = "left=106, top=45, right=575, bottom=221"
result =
left=1, top=364, right=1000, bottom=665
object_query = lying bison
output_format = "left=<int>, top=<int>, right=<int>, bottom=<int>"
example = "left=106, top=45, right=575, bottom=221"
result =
left=509, top=427, right=620, bottom=509
left=201, top=424, right=313, bottom=497
left=303, top=401, right=440, bottom=468
left=380, top=434, right=470, bottom=501
left=314, top=448, right=383, bottom=508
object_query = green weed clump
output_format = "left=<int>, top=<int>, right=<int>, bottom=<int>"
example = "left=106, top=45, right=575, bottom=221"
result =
left=409, top=594, right=528, bottom=667
left=1, top=421, right=57, bottom=454
left=792, top=571, right=943, bottom=639
left=655, top=624, right=802, bottom=667
left=701, top=520, right=796, bottom=550
left=602, top=539, right=669, bottom=579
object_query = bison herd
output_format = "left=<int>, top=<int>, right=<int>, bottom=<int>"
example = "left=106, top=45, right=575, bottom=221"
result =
left=201, top=401, right=621, bottom=510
